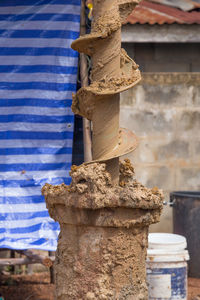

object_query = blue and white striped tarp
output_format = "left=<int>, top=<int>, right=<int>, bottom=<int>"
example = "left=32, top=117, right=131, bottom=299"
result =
left=0, top=0, right=80, bottom=251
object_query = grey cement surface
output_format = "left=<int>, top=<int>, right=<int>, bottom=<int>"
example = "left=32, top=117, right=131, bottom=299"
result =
left=120, top=73, right=200, bottom=232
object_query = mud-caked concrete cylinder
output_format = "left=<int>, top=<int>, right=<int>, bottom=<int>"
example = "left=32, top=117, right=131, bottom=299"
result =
left=42, top=161, right=163, bottom=299
left=56, top=221, right=148, bottom=299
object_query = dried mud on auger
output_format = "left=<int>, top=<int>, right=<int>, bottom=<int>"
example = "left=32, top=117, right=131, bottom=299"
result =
left=42, top=1, right=164, bottom=299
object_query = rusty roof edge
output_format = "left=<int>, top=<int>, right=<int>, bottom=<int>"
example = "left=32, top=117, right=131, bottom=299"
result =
left=126, top=0, right=200, bottom=25
left=149, top=0, right=196, bottom=11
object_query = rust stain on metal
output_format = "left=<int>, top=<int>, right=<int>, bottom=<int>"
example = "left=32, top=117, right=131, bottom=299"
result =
left=150, top=0, right=200, bottom=11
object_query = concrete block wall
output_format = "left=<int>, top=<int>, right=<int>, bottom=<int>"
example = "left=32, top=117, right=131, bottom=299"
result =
left=120, top=73, right=200, bottom=232
left=123, top=43, right=200, bottom=72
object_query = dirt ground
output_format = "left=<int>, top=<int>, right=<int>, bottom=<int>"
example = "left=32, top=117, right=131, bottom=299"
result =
left=189, top=278, right=200, bottom=300
left=0, top=272, right=200, bottom=300
left=0, top=272, right=54, bottom=300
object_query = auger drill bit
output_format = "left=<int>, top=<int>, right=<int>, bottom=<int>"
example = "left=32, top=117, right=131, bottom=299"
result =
left=42, top=1, right=164, bottom=298
left=71, top=0, right=141, bottom=184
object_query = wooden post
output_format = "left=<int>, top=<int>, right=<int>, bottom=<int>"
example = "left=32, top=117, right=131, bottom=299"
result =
left=0, top=250, right=54, bottom=267
left=10, top=250, right=15, bottom=274
left=49, top=251, right=55, bottom=284
left=80, top=0, right=92, bottom=162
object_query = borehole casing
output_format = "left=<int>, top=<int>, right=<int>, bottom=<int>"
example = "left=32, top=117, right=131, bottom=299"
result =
left=55, top=218, right=149, bottom=300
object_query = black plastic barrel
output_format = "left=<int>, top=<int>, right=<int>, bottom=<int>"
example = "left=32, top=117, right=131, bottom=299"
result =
left=170, top=191, right=200, bottom=278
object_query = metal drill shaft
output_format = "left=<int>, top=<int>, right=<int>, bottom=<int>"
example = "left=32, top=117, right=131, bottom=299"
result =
left=71, top=0, right=141, bottom=184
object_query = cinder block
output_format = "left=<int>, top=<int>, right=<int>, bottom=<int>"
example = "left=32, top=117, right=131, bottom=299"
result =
left=122, top=43, right=135, bottom=59
left=190, top=141, right=200, bottom=164
left=176, top=168, right=200, bottom=190
left=120, top=107, right=174, bottom=137
left=142, top=83, right=177, bottom=105
left=145, top=62, right=190, bottom=73
left=134, top=43, right=155, bottom=61
left=150, top=202, right=173, bottom=233
left=134, top=165, right=175, bottom=190
left=142, top=83, right=195, bottom=107
left=154, top=43, right=200, bottom=62
left=177, top=110, right=200, bottom=133
left=130, top=137, right=179, bottom=164
left=191, top=62, right=200, bottom=72
left=136, top=60, right=146, bottom=72
left=121, top=85, right=147, bottom=108
left=134, top=139, right=158, bottom=164
left=120, top=86, right=138, bottom=106
left=122, top=75, right=199, bottom=108
left=158, top=140, right=189, bottom=161
left=192, top=86, right=200, bottom=106
left=195, top=141, right=200, bottom=158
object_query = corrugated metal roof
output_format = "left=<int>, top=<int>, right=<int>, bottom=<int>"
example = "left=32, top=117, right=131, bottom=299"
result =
left=126, top=0, right=200, bottom=25
left=151, top=0, right=200, bottom=12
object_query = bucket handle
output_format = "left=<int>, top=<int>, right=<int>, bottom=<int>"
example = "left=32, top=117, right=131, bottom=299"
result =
left=163, top=201, right=174, bottom=207
left=163, top=195, right=175, bottom=207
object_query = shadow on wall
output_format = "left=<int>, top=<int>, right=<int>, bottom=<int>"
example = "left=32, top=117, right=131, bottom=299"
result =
left=123, top=43, right=200, bottom=73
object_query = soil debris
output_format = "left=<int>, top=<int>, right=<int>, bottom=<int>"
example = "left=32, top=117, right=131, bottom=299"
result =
left=42, top=159, right=163, bottom=213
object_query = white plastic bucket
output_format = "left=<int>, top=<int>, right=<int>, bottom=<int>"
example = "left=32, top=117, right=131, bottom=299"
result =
left=146, top=233, right=189, bottom=300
